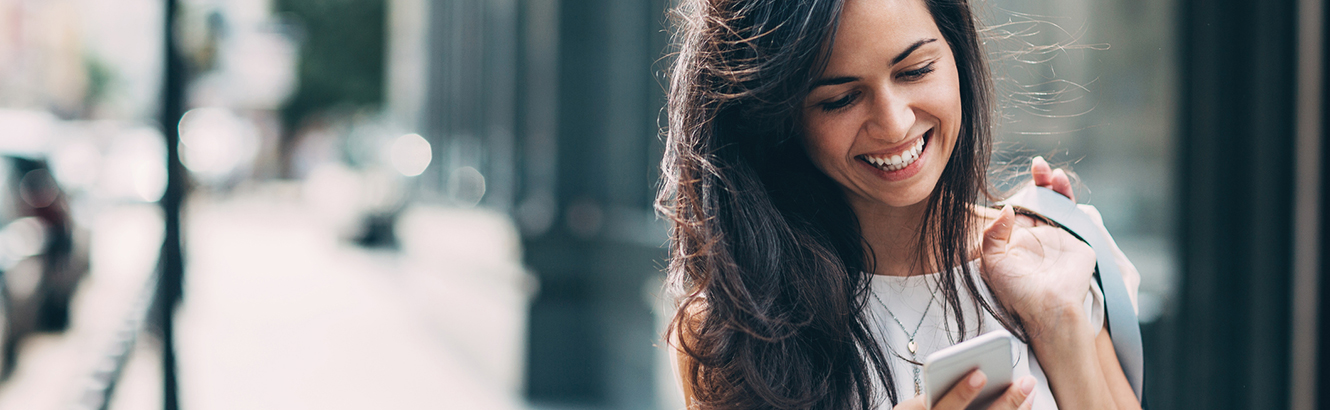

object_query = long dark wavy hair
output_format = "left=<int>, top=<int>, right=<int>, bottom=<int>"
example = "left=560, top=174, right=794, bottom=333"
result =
left=658, top=0, right=1017, bottom=408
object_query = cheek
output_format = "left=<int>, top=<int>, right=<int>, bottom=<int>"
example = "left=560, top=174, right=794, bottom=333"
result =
left=800, top=117, right=858, bottom=172
left=933, top=69, right=964, bottom=132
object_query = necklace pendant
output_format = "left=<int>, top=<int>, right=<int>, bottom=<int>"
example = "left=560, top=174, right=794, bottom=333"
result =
left=907, top=340, right=917, bottom=354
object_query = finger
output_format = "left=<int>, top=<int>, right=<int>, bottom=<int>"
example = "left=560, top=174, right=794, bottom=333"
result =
left=1018, top=389, right=1036, bottom=410
left=934, top=370, right=986, bottom=410
left=1030, top=156, right=1054, bottom=187
left=982, top=205, right=1017, bottom=256
left=985, top=376, right=1036, bottom=410
left=892, top=394, right=926, bottom=410
left=1050, top=168, right=1075, bottom=201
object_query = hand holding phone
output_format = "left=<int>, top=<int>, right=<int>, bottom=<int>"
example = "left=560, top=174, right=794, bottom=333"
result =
left=923, top=330, right=1015, bottom=410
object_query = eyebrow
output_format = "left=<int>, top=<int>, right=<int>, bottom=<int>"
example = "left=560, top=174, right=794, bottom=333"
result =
left=810, top=38, right=939, bottom=89
left=892, top=38, right=937, bottom=65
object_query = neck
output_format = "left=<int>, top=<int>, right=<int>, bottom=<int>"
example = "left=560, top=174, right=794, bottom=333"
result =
left=849, top=195, right=932, bottom=277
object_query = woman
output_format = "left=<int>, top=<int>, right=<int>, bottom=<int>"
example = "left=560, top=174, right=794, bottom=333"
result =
left=658, top=0, right=1142, bottom=409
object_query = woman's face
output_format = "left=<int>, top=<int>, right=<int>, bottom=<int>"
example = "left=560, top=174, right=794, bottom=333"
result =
left=800, top=0, right=962, bottom=210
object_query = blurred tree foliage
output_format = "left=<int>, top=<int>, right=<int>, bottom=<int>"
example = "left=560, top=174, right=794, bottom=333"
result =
left=275, top=0, right=385, bottom=135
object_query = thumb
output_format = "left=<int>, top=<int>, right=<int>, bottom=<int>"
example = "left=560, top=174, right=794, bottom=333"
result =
left=983, top=205, right=1016, bottom=256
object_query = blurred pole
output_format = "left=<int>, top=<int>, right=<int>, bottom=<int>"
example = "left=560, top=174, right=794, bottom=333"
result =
left=520, top=0, right=669, bottom=407
left=1172, top=0, right=1297, bottom=408
left=157, top=0, right=186, bottom=409
left=1290, top=0, right=1323, bottom=407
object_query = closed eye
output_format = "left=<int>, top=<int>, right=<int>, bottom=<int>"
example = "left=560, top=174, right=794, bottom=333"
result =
left=898, top=62, right=936, bottom=81
left=820, top=90, right=861, bottom=112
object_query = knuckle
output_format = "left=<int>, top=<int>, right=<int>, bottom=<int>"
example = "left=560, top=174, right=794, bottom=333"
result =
left=959, top=383, right=980, bottom=400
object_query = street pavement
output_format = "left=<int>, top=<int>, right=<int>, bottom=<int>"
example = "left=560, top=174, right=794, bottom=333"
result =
left=0, top=187, right=533, bottom=410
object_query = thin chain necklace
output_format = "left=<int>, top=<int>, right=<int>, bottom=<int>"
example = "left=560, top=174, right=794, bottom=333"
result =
left=872, top=288, right=937, bottom=396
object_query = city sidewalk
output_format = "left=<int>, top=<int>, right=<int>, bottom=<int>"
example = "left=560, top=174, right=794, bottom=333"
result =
left=175, top=189, right=532, bottom=410
left=0, top=187, right=534, bottom=409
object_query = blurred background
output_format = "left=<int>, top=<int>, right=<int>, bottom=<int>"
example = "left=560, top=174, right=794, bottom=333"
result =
left=0, top=0, right=1323, bottom=409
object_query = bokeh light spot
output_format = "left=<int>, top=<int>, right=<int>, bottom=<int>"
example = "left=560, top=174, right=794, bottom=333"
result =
left=390, top=133, right=432, bottom=177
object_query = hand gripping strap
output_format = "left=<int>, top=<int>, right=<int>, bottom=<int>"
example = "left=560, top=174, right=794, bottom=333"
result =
left=1001, top=186, right=1144, bottom=401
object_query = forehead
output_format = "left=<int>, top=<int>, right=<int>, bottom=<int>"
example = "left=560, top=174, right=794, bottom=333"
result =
left=826, top=0, right=941, bottom=68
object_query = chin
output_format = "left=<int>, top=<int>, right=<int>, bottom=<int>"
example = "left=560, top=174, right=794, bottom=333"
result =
left=872, top=183, right=938, bottom=208
left=858, top=158, right=948, bottom=209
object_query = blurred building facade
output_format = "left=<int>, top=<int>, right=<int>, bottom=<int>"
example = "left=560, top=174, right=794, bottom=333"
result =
left=388, top=0, right=673, bottom=407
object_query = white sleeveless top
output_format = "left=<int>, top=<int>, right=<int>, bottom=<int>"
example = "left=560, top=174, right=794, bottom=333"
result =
left=866, top=262, right=1105, bottom=410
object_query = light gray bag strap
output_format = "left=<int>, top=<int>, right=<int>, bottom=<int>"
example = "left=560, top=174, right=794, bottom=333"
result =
left=1002, top=186, right=1144, bottom=401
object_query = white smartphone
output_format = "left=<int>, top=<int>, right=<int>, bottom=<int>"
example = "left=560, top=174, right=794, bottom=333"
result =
left=923, top=329, right=1015, bottom=410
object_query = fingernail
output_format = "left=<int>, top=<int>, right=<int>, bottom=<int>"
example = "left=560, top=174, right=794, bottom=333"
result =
left=1019, top=377, right=1035, bottom=395
left=969, top=371, right=986, bottom=388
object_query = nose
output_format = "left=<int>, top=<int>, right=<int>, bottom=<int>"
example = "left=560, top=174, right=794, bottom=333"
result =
left=865, top=88, right=915, bottom=143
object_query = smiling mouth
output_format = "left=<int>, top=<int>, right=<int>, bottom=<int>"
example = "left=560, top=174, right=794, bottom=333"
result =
left=856, top=130, right=929, bottom=172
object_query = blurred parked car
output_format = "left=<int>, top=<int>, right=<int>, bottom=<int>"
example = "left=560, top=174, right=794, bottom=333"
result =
left=0, top=155, right=90, bottom=380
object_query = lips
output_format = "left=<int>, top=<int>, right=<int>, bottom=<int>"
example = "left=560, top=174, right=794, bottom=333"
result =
left=856, top=131, right=929, bottom=172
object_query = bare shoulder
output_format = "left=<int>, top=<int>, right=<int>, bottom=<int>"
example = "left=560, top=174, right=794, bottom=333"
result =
left=670, top=298, right=708, bottom=346
left=670, top=298, right=708, bottom=406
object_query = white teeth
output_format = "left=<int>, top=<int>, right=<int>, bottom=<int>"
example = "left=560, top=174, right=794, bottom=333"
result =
left=862, top=137, right=927, bottom=172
